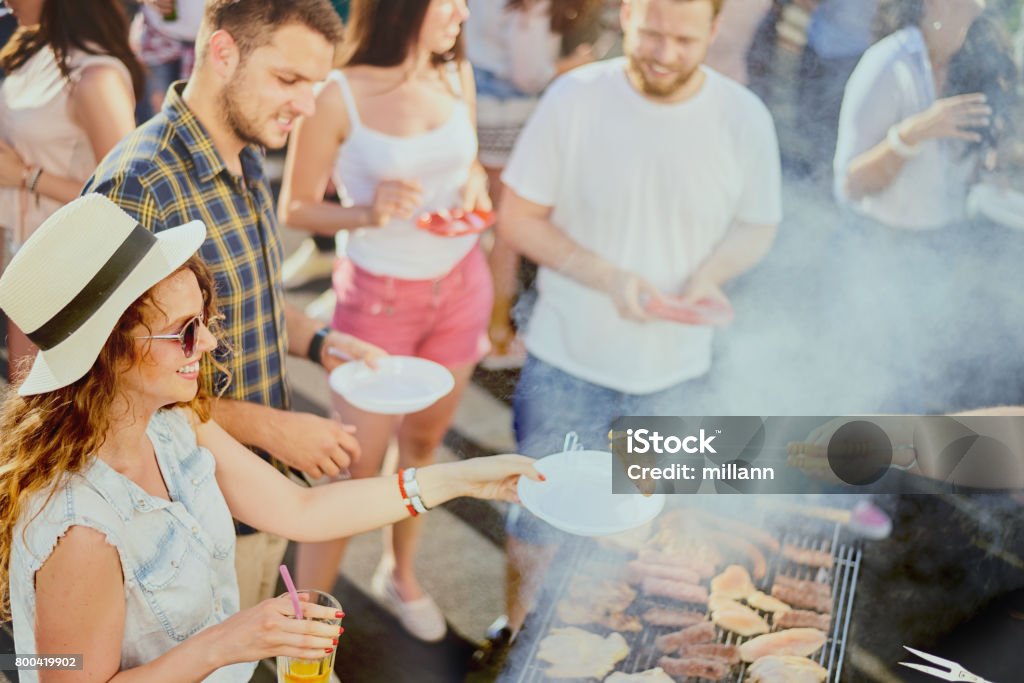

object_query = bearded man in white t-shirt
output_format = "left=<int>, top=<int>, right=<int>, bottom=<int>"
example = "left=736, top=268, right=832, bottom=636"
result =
left=472, top=0, right=783, bottom=662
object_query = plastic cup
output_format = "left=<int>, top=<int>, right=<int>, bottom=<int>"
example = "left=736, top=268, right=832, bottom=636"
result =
left=276, top=590, right=342, bottom=683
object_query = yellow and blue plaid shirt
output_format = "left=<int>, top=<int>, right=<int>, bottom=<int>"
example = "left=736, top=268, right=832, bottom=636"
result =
left=85, top=83, right=290, bottom=413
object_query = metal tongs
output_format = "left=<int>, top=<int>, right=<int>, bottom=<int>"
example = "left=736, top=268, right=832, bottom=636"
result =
left=899, top=646, right=994, bottom=683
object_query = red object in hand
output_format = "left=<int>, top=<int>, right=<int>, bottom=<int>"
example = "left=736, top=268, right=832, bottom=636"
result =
left=645, top=296, right=734, bottom=326
left=416, top=208, right=496, bottom=237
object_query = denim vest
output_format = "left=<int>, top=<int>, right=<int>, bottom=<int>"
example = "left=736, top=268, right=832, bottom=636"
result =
left=10, top=409, right=257, bottom=682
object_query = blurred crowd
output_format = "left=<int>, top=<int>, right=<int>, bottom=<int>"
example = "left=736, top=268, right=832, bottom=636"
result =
left=1, top=0, right=1023, bottom=680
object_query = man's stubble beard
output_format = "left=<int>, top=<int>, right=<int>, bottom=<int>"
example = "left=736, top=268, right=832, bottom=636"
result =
left=220, top=76, right=268, bottom=149
left=626, top=53, right=702, bottom=99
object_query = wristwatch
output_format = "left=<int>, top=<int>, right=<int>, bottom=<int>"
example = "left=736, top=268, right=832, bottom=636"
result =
left=307, top=326, right=331, bottom=366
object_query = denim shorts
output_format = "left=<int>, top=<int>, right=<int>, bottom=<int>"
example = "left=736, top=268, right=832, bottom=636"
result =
left=506, top=354, right=709, bottom=542
left=472, top=66, right=530, bottom=100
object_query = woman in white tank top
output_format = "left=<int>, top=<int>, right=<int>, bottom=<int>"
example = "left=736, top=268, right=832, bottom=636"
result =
left=278, top=0, right=493, bottom=642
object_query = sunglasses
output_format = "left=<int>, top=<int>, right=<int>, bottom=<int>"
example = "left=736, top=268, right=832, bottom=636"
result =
left=136, top=313, right=221, bottom=358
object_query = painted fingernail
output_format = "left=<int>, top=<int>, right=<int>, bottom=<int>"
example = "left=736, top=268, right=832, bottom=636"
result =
left=332, top=638, right=338, bottom=645
left=539, top=473, right=547, bottom=481
left=325, top=648, right=333, bottom=653
left=336, top=610, right=345, bottom=618
left=339, top=627, right=345, bottom=634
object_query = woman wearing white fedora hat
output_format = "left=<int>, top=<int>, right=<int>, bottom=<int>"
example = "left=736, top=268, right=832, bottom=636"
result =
left=0, top=193, right=543, bottom=682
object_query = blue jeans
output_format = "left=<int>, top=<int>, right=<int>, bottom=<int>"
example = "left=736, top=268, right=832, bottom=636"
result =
left=472, top=66, right=529, bottom=100
left=506, top=354, right=709, bottom=540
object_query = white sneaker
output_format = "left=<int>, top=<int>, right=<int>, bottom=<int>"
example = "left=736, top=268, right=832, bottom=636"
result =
left=282, top=238, right=336, bottom=289
left=304, top=289, right=337, bottom=324
left=370, top=563, right=447, bottom=643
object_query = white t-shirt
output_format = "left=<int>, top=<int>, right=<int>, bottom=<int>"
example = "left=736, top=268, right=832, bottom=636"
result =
left=503, top=58, right=782, bottom=394
left=833, top=27, right=978, bottom=229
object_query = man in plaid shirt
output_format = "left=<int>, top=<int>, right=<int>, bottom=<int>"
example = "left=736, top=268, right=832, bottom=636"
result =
left=86, top=0, right=382, bottom=611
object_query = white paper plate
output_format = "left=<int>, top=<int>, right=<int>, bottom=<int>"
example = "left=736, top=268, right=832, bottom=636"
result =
left=328, top=356, right=454, bottom=415
left=517, top=449, right=666, bottom=536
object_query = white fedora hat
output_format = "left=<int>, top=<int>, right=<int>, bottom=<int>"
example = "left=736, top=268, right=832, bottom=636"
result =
left=0, top=194, right=206, bottom=396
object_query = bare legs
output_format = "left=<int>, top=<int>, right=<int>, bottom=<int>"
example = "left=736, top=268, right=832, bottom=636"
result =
left=505, top=536, right=557, bottom=632
left=293, top=363, right=477, bottom=599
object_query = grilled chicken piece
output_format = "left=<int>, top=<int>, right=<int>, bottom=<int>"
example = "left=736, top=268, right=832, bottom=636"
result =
left=739, top=628, right=827, bottom=663
left=605, top=668, right=675, bottom=683
left=747, top=655, right=828, bottom=682
left=708, top=594, right=744, bottom=613
left=710, top=564, right=755, bottom=600
left=711, top=602, right=770, bottom=637
left=556, top=578, right=639, bottom=630
left=537, top=628, right=628, bottom=679
left=746, top=590, right=792, bottom=613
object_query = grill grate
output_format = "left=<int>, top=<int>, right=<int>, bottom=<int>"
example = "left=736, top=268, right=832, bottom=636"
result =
left=504, top=517, right=862, bottom=683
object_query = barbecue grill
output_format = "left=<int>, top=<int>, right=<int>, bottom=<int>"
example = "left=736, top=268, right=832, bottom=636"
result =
left=501, top=508, right=863, bottom=683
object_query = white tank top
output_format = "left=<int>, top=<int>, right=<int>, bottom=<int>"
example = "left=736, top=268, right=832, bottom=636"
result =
left=329, top=68, right=480, bottom=280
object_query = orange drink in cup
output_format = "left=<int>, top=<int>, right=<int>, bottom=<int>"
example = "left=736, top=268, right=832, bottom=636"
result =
left=281, top=658, right=332, bottom=683
left=275, top=588, right=342, bottom=683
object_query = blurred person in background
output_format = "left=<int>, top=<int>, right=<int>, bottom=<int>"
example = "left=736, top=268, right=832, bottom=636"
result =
left=463, top=0, right=603, bottom=365
left=130, top=0, right=204, bottom=122
left=277, top=0, right=352, bottom=318
left=793, top=0, right=878, bottom=182
left=830, top=0, right=1023, bottom=412
left=703, top=0, right=773, bottom=84
left=83, top=0, right=388, bottom=624
left=0, top=0, right=142, bottom=383
left=477, top=0, right=782, bottom=664
left=0, top=5, right=16, bottom=54
left=834, top=0, right=992, bottom=229
left=0, top=193, right=542, bottom=683
left=277, top=0, right=493, bottom=643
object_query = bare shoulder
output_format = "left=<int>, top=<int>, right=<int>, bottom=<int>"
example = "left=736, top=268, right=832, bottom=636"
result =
left=72, top=62, right=132, bottom=97
left=36, top=525, right=123, bottom=610
left=39, top=525, right=122, bottom=580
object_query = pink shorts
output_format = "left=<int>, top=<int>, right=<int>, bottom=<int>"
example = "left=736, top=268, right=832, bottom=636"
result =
left=331, top=246, right=493, bottom=368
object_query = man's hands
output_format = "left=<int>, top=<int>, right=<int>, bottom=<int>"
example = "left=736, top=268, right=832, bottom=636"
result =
left=320, top=331, right=387, bottom=371
left=676, top=271, right=729, bottom=309
left=604, top=269, right=659, bottom=321
left=787, top=417, right=918, bottom=482
left=264, top=411, right=361, bottom=479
